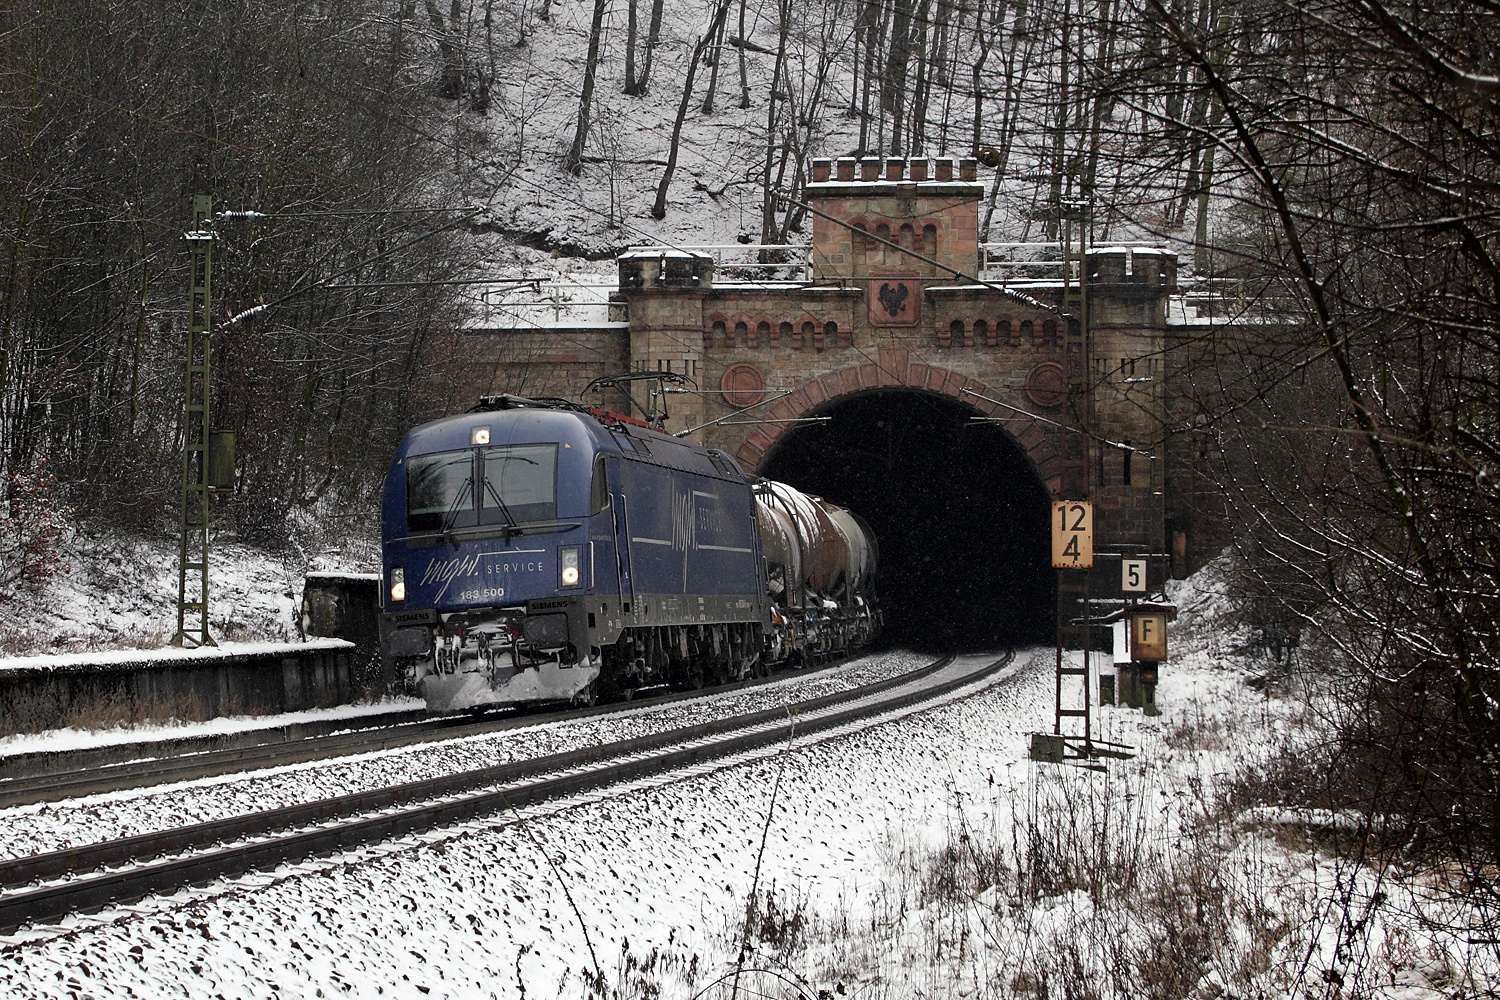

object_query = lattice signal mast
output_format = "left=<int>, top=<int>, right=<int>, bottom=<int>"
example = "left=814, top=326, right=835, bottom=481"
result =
left=172, top=195, right=217, bottom=648
left=1054, top=194, right=1093, bottom=745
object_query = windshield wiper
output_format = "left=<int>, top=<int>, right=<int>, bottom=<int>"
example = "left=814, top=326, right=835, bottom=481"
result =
left=482, top=455, right=540, bottom=534
left=438, top=477, right=474, bottom=544
left=483, top=478, right=520, bottom=534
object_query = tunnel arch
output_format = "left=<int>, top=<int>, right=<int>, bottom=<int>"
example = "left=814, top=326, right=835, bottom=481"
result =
left=745, top=365, right=1058, bottom=651
left=732, top=362, right=1068, bottom=498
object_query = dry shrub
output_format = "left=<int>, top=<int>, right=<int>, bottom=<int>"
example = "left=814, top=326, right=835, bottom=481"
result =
left=0, top=460, right=74, bottom=592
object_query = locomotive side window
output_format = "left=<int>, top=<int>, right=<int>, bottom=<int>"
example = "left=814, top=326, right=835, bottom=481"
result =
left=480, top=444, right=557, bottom=525
left=590, top=456, right=610, bottom=514
left=406, top=449, right=477, bottom=533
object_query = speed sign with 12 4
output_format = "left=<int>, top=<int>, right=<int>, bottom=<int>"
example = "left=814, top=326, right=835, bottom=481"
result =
left=1051, top=501, right=1093, bottom=569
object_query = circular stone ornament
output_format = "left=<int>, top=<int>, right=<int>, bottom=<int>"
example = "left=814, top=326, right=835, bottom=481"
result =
left=720, top=363, right=767, bottom=407
left=1025, top=361, right=1068, bottom=408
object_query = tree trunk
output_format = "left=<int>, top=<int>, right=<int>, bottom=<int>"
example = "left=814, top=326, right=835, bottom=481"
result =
left=1046, top=2, right=1071, bottom=241
left=424, top=0, right=463, bottom=99
left=1193, top=94, right=1224, bottom=274
left=858, top=0, right=878, bottom=150
left=737, top=0, right=751, bottom=109
left=637, top=0, right=666, bottom=94
left=760, top=0, right=792, bottom=243
left=565, top=0, right=610, bottom=173
left=886, top=0, right=914, bottom=152
left=624, top=0, right=640, bottom=94
left=654, top=0, right=734, bottom=218
left=907, top=0, right=932, bottom=152
left=700, top=9, right=730, bottom=115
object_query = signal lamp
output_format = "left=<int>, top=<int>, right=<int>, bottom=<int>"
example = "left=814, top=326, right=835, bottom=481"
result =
left=390, top=566, right=406, bottom=602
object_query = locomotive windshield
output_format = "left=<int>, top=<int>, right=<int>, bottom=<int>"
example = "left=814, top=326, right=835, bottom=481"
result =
left=406, top=444, right=557, bottom=534
left=406, top=450, right=475, bottom=533
left=480, top=445, right=556, bottom=525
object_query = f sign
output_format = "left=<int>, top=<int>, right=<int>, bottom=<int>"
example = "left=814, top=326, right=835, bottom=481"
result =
left=1131, top=613, right=1167, bottom=661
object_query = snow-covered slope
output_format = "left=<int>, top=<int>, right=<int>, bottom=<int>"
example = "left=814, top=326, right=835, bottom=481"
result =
left=0, top=516, right=379, bottom=658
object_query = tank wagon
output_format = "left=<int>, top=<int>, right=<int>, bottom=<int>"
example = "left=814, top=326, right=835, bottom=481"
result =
left=380, top=394, right=878, bottom=711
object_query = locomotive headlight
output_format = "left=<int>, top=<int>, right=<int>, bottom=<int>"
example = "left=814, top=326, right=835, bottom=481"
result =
left=560, top=547, right=581, bottom=587
left=471, top=426, right=491, bottom=445
left=390, top=566, right=406, bottom=602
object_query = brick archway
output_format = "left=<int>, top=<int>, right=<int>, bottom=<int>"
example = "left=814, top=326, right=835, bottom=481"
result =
left=732, top=358, right=1068, bottom=498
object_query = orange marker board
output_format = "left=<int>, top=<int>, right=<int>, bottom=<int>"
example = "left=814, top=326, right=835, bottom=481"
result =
left=1131, top=613, right=1168, bottom=661
left=1051, top=501, right=1093, bottom=569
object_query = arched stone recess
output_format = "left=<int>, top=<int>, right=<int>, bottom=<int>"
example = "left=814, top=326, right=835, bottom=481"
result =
left=731, top=361, right=1066, bottom=498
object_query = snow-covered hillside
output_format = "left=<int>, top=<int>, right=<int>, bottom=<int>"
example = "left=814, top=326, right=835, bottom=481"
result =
left=0, top=515, right=379, bottom=658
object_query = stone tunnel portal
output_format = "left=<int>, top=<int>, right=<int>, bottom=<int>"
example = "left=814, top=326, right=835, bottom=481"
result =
left=757, top=389, right=1054, bottom=652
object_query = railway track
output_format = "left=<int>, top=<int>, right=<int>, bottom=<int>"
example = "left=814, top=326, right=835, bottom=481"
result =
left=0, top=651, right=877, bottom=808
left=0, top=650, right=1013, bottom=935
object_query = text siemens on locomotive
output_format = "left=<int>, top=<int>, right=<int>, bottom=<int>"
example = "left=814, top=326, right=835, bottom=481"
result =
left=379, top=393, right=879, bottom=711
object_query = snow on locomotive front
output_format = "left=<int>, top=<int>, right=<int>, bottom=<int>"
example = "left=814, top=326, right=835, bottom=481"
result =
left=379, top=395, right=770, bottom=711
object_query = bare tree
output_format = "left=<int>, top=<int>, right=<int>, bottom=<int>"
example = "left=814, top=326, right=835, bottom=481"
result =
left=654, top=0, right=736, bottom=218
left=0, top=0, right=478, bottom=542
left=565, top=0, right=611, bottom=173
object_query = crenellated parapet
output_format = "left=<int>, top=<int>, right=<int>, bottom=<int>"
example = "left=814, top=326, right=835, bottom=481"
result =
left=805, top=156, right=984, bottom=283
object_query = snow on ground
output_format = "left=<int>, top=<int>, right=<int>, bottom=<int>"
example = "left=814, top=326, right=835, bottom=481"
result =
left=0, top=639, right=353, bottom=677
left=429, top=0, right=1192, bottom=323
left=454, top=0, right=1177, bottom=257
left=0, top=524, right=329, bottom=658
left=0, top=649, right=1035, bottom=999
left=0, top=560, right=1490, bottom=998
left=0, top=649, right=932, bottom=863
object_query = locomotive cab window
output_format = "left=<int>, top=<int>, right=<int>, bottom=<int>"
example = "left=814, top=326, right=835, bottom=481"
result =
left=406, top=449, right=477, bottom=534
left=480, top=444, right=557, bottom=525
left=590, top=456, right=610, bottom=514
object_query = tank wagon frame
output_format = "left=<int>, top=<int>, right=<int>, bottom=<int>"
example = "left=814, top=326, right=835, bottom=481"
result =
left=380, top=393, right=878, bottom=711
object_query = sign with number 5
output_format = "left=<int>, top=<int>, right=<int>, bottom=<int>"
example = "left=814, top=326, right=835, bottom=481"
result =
left=1122, top=558, right=1147, bottom=592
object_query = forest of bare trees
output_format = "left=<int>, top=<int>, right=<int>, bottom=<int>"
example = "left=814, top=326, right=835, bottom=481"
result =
left=0, top=1, right=482, bottom=546
left=2, top=0, right=1498, bottom=942
left=1099, top=0, right=1500, bottom=942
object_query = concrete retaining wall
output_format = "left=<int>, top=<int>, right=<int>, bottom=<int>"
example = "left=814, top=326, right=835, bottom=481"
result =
left=0, top=639, right=358, bottom=736
left=301, top=573, right=386, bottom=694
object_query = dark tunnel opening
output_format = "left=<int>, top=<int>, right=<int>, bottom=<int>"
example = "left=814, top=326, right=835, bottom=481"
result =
left=758, top=389, right=1054, bottom=652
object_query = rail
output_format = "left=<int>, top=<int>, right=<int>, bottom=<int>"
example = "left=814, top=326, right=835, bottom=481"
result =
left=622, top=241, right=1185, bottom=284
left=979, top=241, right=1179, bottom=282
left=0, top=648, right=881, bottom=807
left=626, top=243, right=813, bottom=282
left=0, top=650, right=1015, bottom=933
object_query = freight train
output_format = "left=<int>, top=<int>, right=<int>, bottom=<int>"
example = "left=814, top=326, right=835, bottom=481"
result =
left=379, top=392, right=879, bottom=711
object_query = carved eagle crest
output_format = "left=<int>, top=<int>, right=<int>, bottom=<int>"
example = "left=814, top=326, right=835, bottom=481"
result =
left=878, top=281, right=910, bottom=317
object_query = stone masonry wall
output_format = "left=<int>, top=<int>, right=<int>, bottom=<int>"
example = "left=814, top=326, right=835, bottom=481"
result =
left=468, top=156, right=1181, bottom=559
left=617, top=156, right=1174, bottom=556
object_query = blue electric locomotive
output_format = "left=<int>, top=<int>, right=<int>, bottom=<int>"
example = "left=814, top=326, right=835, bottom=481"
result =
left=381, top=394, right=780, bottom=710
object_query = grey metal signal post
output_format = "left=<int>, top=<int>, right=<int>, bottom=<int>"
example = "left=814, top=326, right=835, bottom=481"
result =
left=172, top=195, right=217, bottom=648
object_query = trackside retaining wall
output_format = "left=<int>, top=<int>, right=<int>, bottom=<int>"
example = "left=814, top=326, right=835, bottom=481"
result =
left=0, top=639, right=358, bottom=736
left=300, top=572, right=387, bottom=694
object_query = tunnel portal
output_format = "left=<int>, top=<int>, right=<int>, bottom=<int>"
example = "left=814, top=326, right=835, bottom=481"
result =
left=758, top=389, right=1054, bottom=652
